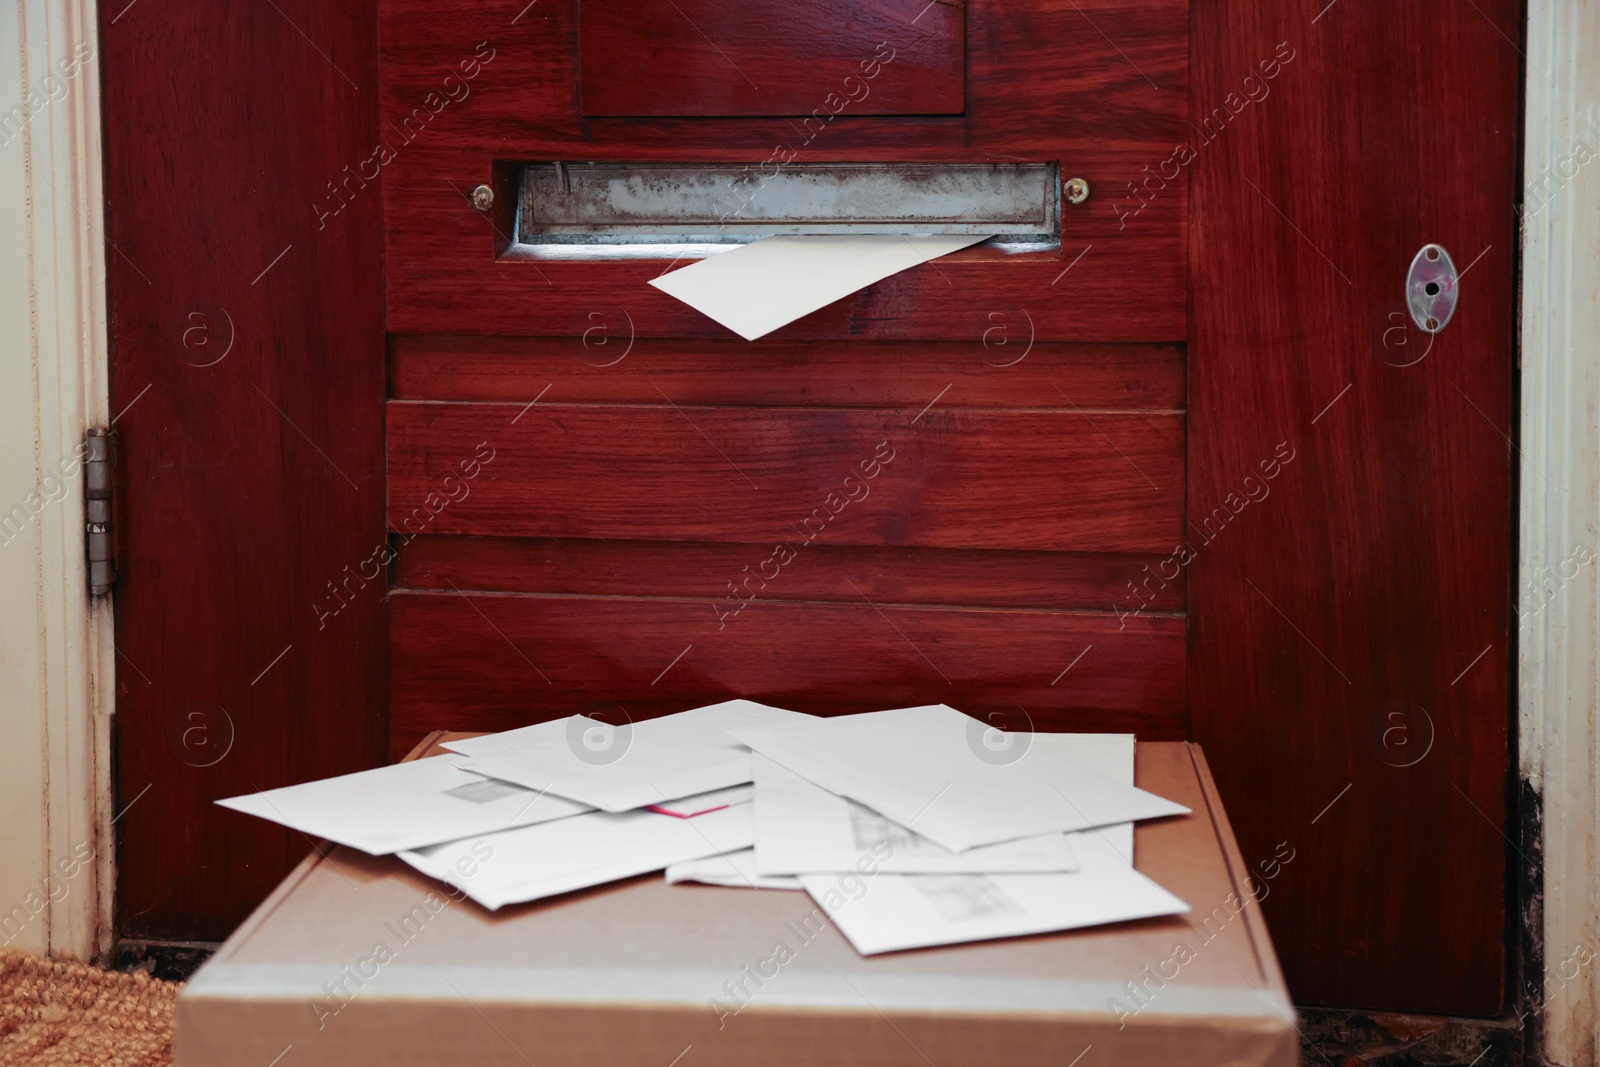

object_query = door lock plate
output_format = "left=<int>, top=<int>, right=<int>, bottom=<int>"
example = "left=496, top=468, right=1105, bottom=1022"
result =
left=1407, top=244, right=1458, bottom=334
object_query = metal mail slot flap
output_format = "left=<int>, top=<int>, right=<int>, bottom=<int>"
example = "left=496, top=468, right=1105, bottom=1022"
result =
left=516, top=162, right=1060, bottom=241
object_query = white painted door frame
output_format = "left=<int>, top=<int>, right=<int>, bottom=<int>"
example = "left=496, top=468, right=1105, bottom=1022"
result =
left=1519, top=3, right=1600, bottom=1064
left=0, top=0, right=1595, bottom=1058
left=0, top=0, right=114, bottom=961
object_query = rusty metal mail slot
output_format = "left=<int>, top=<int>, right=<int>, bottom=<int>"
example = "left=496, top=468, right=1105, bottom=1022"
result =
left=516, top=162, right=1060, bottom=242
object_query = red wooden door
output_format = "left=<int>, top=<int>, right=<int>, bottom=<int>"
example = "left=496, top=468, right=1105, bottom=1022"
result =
left=103, top=0, right=1517, bottom=1015
left=1189, top=2, right=1518, bottom=1013
left=101, top=1, right=388, bottom=940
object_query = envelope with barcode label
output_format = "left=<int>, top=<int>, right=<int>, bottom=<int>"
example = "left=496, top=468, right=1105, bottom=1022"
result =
left=730, top=705, right=1190, bottom=852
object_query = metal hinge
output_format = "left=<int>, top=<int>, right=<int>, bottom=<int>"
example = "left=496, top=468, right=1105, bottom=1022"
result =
left=85, top=428, right=115, bottom=597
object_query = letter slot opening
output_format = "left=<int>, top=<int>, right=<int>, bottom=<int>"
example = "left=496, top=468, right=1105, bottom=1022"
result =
left=512, top=162, right=1061, bottom=258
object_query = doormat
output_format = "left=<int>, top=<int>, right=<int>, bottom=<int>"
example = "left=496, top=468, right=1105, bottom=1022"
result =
left=0, top=949, right=175, bottom=1066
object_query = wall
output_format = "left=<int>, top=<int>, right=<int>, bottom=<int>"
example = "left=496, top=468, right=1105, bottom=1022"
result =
left=0, top=0, right=112, bottom=960
left=1520, top=1, right=1600, bottom=1062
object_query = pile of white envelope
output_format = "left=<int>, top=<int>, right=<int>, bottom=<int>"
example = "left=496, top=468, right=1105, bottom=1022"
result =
left=219, top=701, right=1193, bottom=954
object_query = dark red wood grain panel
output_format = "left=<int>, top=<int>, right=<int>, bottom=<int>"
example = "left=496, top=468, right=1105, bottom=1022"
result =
left=377, top=0, right=1188, bottom=339
left=580, top=0, right=964, bottom=116
left=390, top=337, right=1186, bottom=409
left=1189, top=0, right=1517, bottom=1014
left=387, top=402, right=1185, bottom=551
left=396, top=535, right=1186, bottom=613
left=102, top=2, right=387, bottom=939
left=389, top=590, right=1184, bottom=757
left=380, top=0, right=1183, bottom=150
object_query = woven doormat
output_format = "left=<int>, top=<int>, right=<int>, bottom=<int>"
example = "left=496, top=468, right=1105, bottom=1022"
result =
left=0, top=950, right=175, bottom=1066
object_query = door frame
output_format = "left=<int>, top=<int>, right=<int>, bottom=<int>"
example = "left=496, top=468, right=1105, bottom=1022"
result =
left=4, top=0, right=1594, bottom=1052
left=0, top=0, right=114, bottom=960
left=1518, top=0, right=1600, bottom=1061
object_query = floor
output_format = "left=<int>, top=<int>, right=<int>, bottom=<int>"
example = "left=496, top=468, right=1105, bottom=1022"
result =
left=0, top=949, right=175, bottom=1066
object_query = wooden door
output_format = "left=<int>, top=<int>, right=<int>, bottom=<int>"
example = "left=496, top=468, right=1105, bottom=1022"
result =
left=1190, top=3, right=1518, bottom=1013
left=101, top=1, right=388, bottom=941
left=104, top=0, right=1517, bottom=1015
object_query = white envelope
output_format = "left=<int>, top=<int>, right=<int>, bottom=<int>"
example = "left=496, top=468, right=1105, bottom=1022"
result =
left=648, top=234, right=989, bottom=341
left=666, top=848, right=802, bottom=891
left=438, top=716, right=568, bottom=756
left=751, top=755, right=1078, bottom=875
left=670, top=735, right=1134, bottom=895
left=448, top=700, right=814, bottom=813
left=730, top=706, right=1189, bottom=852
left=802, top=732, right=1187, bottom=955
left=400, top=796, right=755, bottom=910
left=1033, top=733, right=1136, bottom=871
left=215, top=754, right=592, bottom=855
left=798, top=867, right=1189, bottom=955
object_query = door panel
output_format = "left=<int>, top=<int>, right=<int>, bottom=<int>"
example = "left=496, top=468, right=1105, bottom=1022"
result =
left=1189, top=0, right=1517, bottom=1013
left=378, top=0, right=1194, bottom=768
left=388, top=338, right=1187, bottom=409
left=578, top=0, right=967, bottom=116
left=102, top=2, right=388, bottom=939
left=387, top=403, right=1183, bottom=550
left=395, top=536, right=1187, bottom=612
left=390, top=592, right=1186, bottom=757
left=384, top=343, right=1189, bottom=749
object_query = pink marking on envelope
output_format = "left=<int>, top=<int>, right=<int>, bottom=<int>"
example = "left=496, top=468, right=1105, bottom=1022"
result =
left=646, top=802, right=731, bottom=819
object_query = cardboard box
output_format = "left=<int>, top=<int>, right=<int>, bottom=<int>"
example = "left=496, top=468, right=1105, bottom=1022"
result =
left=177, top=738, right=1297, bottom=1066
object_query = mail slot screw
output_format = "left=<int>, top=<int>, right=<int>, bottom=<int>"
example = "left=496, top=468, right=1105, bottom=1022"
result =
left=1063, top=177, right=1091, bottom=205
left=469, top=184, right=495, bottom=211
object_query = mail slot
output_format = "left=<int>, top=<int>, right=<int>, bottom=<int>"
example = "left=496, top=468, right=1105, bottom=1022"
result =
left=515, top=161, right=1061, bottom=257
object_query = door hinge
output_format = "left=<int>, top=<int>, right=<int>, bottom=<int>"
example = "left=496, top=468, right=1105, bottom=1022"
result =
left=85, top=427, right=115, bottom=597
